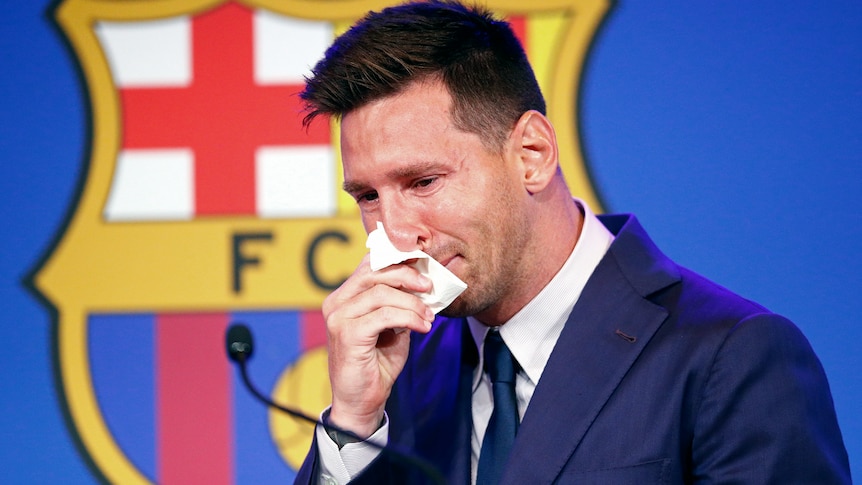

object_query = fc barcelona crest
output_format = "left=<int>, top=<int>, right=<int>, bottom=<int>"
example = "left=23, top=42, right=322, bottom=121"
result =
left=34, top=0, right=609, bottom=482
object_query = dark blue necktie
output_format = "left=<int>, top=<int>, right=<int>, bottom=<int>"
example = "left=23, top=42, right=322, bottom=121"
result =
left=477, top=330, right=519, bottom=485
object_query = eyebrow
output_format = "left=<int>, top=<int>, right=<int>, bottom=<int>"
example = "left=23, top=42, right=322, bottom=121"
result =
left=342, top=161, right=446, bottom=195
left=342, top=179, right=368, bottom=195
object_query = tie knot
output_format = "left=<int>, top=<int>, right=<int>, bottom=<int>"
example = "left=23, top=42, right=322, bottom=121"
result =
left=484, top=330, right=517, bottom=384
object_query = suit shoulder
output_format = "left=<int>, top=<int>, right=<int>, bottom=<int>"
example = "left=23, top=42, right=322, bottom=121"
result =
left=661, top=265, right=777, bottom=327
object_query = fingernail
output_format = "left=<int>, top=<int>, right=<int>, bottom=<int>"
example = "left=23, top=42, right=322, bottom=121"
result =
left=425, top=307, right=434, bottom=322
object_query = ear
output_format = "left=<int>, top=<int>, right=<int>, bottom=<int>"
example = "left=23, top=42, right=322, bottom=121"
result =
left=509, top=110, right=559, bottom=194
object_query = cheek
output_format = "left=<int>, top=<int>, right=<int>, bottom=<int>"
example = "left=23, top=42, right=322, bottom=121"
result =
left=438, top=181, right=490, bottom=221
left=360, top=214, right=378, bottom=233
left=420, top=194, right=465, bottom=230
left=429, top=165, right=515, bottom=239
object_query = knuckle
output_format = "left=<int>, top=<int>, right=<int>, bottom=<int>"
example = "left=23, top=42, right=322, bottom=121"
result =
left=369, top=283, right=390, bottom=301
left=378, top=305, right=398, bottom=324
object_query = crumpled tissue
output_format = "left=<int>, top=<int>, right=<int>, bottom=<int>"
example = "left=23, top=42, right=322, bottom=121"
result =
left=366, top=222, right=467, bottom=314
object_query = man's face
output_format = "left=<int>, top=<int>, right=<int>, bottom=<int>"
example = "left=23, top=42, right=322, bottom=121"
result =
left=340, top=80, right=534, bottom=322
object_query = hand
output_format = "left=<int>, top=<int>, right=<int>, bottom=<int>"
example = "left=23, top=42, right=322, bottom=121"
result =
left=322, top=254, right=435, bottom=438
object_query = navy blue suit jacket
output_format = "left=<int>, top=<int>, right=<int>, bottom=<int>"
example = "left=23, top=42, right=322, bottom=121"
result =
left=296, top=214, right=850, bottom=484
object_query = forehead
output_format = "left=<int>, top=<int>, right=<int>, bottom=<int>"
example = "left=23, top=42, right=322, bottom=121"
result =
left=339, top=81, right=461, bottom=176
left=342, top=80, right=454, bottom=136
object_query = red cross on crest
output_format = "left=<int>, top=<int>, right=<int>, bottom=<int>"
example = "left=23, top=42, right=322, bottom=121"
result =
left=121, top=3, right=329, bottom=216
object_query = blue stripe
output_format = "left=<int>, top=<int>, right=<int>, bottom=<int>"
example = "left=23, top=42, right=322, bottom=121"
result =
left=88, top=313, right=156, bottom=481
left=231, top=310, right=302, bottom=483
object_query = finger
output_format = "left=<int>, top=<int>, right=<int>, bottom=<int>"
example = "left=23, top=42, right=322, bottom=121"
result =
left=330, top=284, right=433, bottom=337
left=336, top=257, right=433, bottom=301
left=324, top=261, right=433, bottom=321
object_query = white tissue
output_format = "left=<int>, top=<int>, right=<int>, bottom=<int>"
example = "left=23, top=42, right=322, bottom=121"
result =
left=366, top=222, right=468, bottom=314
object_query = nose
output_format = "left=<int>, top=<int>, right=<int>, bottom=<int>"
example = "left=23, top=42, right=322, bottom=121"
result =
left=378, top=199, right=429, bottom=252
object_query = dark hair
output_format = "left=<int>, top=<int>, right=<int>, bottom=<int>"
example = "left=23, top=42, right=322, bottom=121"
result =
left=300, top=0, right=546, bottom=150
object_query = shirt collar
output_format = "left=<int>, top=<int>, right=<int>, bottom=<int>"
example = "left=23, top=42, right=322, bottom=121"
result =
left=468, top=199, right=614, bottom=388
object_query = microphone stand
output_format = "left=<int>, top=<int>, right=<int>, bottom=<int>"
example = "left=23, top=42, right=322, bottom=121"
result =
left=226, top=324, right=446, bottom=485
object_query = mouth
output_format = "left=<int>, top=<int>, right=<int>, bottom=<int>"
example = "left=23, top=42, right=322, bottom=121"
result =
left=429, top=243, right=465, bottom=272
left=437, top=254, right=462, bottom=271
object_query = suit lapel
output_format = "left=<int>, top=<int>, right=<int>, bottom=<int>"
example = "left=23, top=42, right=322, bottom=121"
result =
left=502, top=215, right=680, bottom=484
left=400, top=317, right=476, bottom=484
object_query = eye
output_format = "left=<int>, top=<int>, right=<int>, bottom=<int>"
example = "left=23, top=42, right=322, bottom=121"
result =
left=355, top=191, right=379, bottom=204
left=414, top=177, right=438, bottom=189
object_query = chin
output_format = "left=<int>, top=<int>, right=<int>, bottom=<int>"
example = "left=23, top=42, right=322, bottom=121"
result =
left=438, top=298, right=468, bottom=318
left=438, top=306, right=465, bottom=319
left=439, top=292, right=485, bottom=319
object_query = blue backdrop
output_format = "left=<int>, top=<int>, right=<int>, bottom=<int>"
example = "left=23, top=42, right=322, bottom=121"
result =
left=1, top=1, right=859, bottom=482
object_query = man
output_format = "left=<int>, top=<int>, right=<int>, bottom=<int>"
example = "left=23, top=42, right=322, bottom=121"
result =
left=295, top=1, right=850, bottom=483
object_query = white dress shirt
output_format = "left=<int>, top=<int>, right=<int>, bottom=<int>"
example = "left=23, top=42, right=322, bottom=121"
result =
left=317, top=199, right=614, bottom=484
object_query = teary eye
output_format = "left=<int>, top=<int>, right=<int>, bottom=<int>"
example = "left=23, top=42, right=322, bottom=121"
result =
left=356, top=191, right=378, bottom=203
left=415, top=177, right=437, bottom=188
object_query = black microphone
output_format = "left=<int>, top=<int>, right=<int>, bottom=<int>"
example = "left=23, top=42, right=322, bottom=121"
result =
left=227, top=324, right=254, bottom=362
left=225, top=323, right=445, bottom=484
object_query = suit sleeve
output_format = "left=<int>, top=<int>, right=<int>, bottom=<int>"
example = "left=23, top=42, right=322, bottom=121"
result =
left=293, top=432, right=393, bottom=485
left=293, top=421, right=391, bottom=485
left=691, top=313, right=851, bottom=483
left=294, top=449, right=430, bottom=485
left=293, top=432, right=320, bottom=485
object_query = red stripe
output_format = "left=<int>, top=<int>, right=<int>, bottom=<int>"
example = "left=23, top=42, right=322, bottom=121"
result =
left=301, top=310, right=327, bottom=350
left=156, top=313, right=233, bottom=484
left=508, top=15, right=528, bottom=51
